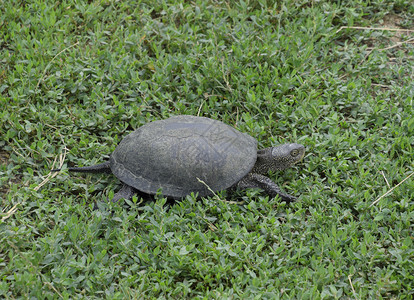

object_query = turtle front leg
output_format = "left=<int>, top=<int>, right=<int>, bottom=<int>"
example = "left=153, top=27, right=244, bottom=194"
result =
left=111, top=183, right=136, bottom=203
left=237, top=173, right=297, bottom=202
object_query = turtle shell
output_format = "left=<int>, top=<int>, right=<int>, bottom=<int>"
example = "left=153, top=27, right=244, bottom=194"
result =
left=109, top=115, right=257, bottom=198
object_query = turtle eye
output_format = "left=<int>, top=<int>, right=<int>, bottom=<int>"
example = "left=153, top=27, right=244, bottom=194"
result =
left=291, top=149, right=299, bottom=156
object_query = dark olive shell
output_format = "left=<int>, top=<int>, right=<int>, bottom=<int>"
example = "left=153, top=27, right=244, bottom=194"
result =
left=109, top=115, right=257, bottom=198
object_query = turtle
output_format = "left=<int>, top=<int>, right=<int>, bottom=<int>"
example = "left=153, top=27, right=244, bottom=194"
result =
left=53, top=115, right=305, bottom=203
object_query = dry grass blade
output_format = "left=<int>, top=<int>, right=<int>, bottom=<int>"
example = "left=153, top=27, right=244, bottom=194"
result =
left=197, top=178, right=244, bottom=205
left=197, top=101, right=204, bottom=116
left=348, top=275, right=358, bottom=300
left=380, top=171, right=390, bottom=189
left=336, top=26, right=414, bottom=34
left=197, top=178, right=225, bottom=202
left=370, top=171, right=414, bottom=207
left=378, top=37, right=414, bottom=51
left=1, top=204, right=19, bottom=221
left=35, top=41, right=80, bottom=90
left=34, top=147, right=68, bottom=192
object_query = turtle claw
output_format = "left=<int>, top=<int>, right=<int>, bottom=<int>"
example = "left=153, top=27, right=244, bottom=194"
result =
left=277, top=193, right=297, bottom=203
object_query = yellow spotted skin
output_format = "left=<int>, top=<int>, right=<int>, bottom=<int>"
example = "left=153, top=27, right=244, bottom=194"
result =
left=252, top=143, right=305, bottom=174
left=236, top=143, right=305, bottom=202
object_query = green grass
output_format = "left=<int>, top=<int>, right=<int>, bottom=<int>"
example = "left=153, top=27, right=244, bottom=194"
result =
left=1, top=0, right=414, bottom=298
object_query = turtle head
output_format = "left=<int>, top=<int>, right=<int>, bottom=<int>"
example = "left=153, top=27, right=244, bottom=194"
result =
left=254, top=143, right=305, bottom=174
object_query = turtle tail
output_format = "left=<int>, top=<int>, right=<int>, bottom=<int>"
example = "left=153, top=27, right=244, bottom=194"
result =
left=51, top=161, right=111, bottom=174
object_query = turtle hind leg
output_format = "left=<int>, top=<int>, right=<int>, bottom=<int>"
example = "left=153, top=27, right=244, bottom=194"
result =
left=111, top=184, right=136, bottom=203
left=92, top=184, right=136, bottom=210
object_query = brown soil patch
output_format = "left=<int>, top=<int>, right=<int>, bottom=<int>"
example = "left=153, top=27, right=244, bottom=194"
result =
left=382, top=14, right=406, bottom=43
left=0, top=150, right=9, bottom=166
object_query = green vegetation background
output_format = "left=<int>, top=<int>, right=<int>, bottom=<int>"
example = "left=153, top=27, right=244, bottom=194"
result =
left=1, top=0, right=413, bottom=298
